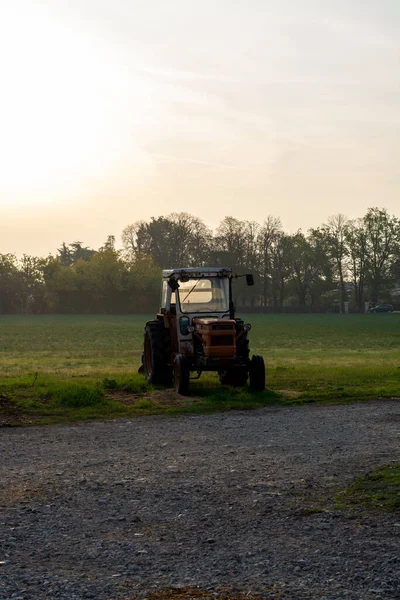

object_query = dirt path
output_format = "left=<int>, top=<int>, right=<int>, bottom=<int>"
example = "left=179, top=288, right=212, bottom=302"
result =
left=1, top=400, right=399, bottom=599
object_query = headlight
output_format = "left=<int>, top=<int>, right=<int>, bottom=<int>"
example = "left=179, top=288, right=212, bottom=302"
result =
left=187, top=325, right=195, bottom=333
left=179, top=316, right=190, bottom=335
left=243, top=323, right=252, bottom=332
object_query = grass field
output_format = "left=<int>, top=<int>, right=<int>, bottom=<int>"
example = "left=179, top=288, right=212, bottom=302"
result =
left=1, top=314, right=399, bottom=423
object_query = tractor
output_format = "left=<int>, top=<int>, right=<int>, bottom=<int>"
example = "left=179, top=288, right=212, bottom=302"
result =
left=139, top=267, right=265, bottom=395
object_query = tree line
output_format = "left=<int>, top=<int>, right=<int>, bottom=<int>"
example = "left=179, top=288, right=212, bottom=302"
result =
left=1, top=207, right=399, bottom=314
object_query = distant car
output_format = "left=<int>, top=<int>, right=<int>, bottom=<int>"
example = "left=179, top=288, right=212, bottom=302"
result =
left=368, top=303, right=394, bottom=313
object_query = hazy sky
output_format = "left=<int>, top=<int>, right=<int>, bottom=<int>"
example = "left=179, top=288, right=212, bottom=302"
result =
left=1, top=0, right=399, bottom=256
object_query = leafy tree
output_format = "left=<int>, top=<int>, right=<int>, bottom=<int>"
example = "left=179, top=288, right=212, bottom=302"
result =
left=102, top=235, right=116, bottom=251
left=57, top=242, right=73, bottom=266
left=42, top=257, right=79, bottom=313
left=57, top=241, right=95, bottom=265
left=0, top=254, right=19, bottom=313
left=124, top=256, right=161, bottom=313
left=285, top=232, right=332, bottom=307
left=75, top=248, right=124, bottom=314
left=363, top=207, right=400, bottom=304
left=18, top=255, right=45, bottom=314
left=346, top=220, right=368, bottom=311
left=2, top=207, right=400, bottom=315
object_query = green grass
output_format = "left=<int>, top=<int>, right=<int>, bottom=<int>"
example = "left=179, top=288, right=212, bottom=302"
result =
left=0, top=314, right=399, bottom=424
left=296, top=463, right=400, bottom=516
left=334, top=464, right=400, bottom=513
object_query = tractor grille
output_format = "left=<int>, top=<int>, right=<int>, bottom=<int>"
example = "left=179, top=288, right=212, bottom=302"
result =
left=211, top=324, right=234, bottom=331
left=211, top=335, right=235, bottom=346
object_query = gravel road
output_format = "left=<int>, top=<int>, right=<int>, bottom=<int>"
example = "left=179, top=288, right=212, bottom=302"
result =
left=1, top=400, right=400, bottom=600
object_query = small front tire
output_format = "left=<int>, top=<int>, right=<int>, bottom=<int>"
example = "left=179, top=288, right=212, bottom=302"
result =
left=174, top=354, right=190, bottom=395
left=249, top=354, right=265, bottom=391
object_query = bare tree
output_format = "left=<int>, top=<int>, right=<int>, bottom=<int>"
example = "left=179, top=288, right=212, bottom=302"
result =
left=121, top=221, right=149, bottom=261
left=320, top=214, right=351, bottom=313
left=346, top=219, right=368, bottom=311
left=257, top=216, right=282, bottom=307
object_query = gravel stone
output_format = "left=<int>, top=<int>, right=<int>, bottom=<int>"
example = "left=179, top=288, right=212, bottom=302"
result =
left=1, top=400, right=400, bottom=599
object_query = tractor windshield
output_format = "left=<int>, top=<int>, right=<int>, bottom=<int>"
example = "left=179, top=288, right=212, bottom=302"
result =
left=178, top=277, right=230, bottom=313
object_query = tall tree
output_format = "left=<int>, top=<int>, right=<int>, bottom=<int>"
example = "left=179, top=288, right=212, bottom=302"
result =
left=57, top=241, right=95, bottom=265
left=285, top=232, right=331, bottom=307
left=257, top=216, right=283, bottom=307
left=270, top=233, right=292, bottom=309
left=363, top=207, right=400, bottom=304
left=121, top=221, right=149, bottom=260
left=346, top=219, right=368, bottom=311
left=167, top=213, right=212, bottom=267
left=103, top=235, right=116, bottom=250
left=57, top=242, right=73, bottom=266
left=18, top=255, right=45, bottom=314
left=318, top=214, right=350, bottom=312
left=123, top=214, right=212, bottom=268
left=0, top=254, right=19, bottom=313
left=76, top=248, right=124, bottom=314
left=124, top=255, right=161, bottom=313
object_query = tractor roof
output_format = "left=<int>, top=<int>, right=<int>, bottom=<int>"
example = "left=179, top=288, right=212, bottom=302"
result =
left=162, top=267, right=232, bottom=279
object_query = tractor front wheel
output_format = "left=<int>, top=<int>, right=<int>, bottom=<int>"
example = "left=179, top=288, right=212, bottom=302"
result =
left=249, top=354, right=265, bottom=391
left=174, top=354, right=190, bottom=395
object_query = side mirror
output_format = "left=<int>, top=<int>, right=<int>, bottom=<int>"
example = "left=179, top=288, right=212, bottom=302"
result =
left=246, top=274, right=254, bottom=286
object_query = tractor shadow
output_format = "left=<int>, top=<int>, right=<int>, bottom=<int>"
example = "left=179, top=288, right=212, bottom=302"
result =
left=107, top=376, right=283, bottom=414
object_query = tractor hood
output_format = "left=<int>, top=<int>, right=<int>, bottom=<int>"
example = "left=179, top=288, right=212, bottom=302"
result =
left=192, top=317, right=236, bottom=329
left=192, top=317, right=237, bottom=358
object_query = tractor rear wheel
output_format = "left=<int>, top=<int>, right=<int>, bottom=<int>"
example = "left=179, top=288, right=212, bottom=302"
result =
left=174, top=354, right=190, bottom=395
left=143, top=320, right=172, bottom=385
left=249, top=354, right=265, bottom=391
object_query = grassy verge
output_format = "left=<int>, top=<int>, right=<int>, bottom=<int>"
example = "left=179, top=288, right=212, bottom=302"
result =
left=297, top=464, right=400, bottom=516
left=334, top=464, right=400, bottom=513
left=0, top=372, right=282, bottom=426
left=1, top=314, right=399, bottom=425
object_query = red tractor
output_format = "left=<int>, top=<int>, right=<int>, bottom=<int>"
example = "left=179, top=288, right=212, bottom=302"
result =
left=139, top=267, right=265, bottom=395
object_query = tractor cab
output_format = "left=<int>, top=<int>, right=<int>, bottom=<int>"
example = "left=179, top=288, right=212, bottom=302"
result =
left=160, top=268, right=235, bottom=362
left=161, top=270, right=231, bottom=317
left=140, top=267, right=264, bottom=395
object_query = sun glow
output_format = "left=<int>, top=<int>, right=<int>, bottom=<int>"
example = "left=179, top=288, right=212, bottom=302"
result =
left=0, top=5, right=152, bottom=207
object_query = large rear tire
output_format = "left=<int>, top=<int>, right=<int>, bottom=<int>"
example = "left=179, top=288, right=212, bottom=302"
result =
left=143, top=320, right=172, bottom=385
left=249, top=354, right=265, bottom=391
left=174, top=354, right=190, bottom=395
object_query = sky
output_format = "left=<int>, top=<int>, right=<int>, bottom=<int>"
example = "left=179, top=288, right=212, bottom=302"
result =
left=0, top=0, right=399, bottom=256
